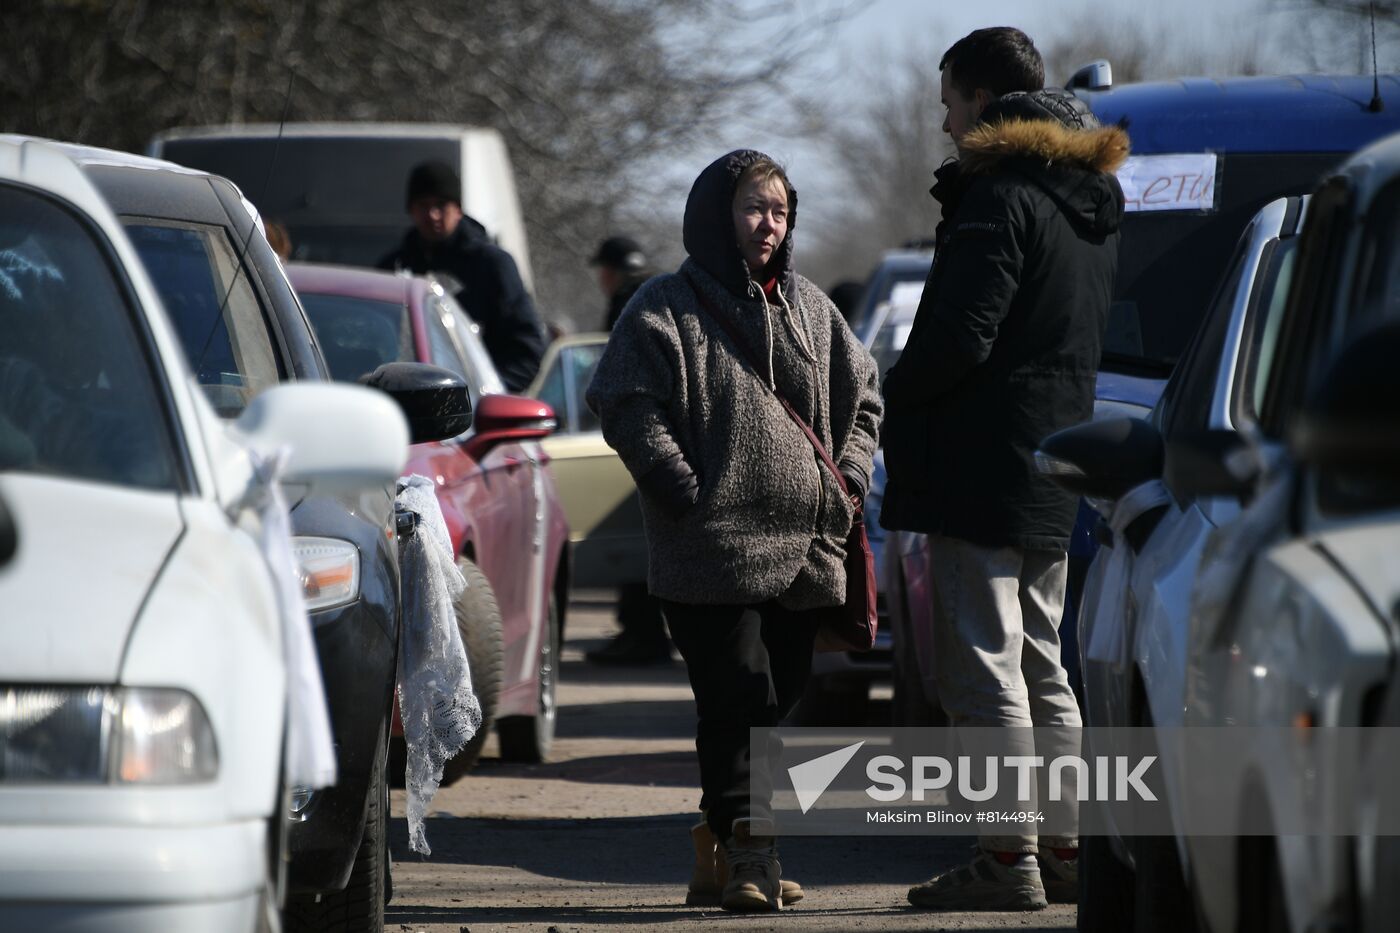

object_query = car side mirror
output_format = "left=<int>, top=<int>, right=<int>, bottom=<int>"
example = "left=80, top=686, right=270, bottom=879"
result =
left=0, top=490, right=16, bottom=568
left=1162, top=429, right=1263, bottom=502
left=362, top=362, right=473, bottom=444
left=462, top=394, right=558, bottom=461
left=234, top=383, right=409, bottom=491
left=1035, top=416, right=1163, bottom=500
left=1292, top=319, right=1400, bottom=474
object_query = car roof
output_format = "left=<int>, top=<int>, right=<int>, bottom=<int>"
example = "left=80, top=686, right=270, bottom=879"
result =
left=152, top=123, right=493, bottom=144
left=285, top=261, right=420, bottom=305
left=0, top=134, right=210, bottom=177
left=1081, top=74, right=1400, bottom=153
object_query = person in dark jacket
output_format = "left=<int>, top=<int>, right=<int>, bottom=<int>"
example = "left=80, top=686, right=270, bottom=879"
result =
left=585, top=235, right=673, bottom=666
left=880, top=27, right=1128, bottom=912
left=379, top=161, right=546, bottom=392
left=592, top=235, right=651, bottom=333
left=587, top=151, right=882, bottom=913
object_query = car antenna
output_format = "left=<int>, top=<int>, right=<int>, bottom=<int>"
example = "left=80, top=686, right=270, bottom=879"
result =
left=1367, top=0, right=1384, bottom=113
left=191, top=69, right=297, bottom=376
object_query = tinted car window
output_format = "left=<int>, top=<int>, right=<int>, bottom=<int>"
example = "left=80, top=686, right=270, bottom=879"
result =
left=1157, top=232, right=1251, bottom=441
left=1350, top=179, right=1400, bottom=334
left=126, top=221, right=281, bottom=417
left=0, top=186, right=178, bottom=490
left=299, top=293, right=414, bottom=382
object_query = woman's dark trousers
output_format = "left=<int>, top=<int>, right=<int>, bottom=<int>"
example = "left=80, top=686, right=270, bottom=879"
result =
left=662, top=600, right=820, bottom=843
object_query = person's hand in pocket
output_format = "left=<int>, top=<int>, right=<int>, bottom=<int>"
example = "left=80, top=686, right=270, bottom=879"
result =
left=639, top=451, right=700, bottom=519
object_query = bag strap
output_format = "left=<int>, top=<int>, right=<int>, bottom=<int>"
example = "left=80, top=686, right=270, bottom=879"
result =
left=683, top=273, right=853, bottom=499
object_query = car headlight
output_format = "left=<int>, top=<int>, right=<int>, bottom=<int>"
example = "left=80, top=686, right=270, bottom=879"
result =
left=292, top=536, right=361, bottom=614
left=0, top=687, right=217, bottom=784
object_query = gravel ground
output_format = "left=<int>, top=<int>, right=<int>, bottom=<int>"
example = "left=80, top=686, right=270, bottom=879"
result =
left=385, top=595, right=1076, bottom=933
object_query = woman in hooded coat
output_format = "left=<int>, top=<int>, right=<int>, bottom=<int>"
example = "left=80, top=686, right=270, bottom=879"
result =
left=586, top=150, right=882, bottom=912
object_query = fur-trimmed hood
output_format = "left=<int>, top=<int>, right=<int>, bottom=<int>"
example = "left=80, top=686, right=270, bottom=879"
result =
left=960, top=116, right=1129, bottom=238
left=961, top=118, right=1130, bottom=176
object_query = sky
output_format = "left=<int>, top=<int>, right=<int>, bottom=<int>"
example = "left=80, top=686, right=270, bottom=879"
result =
left=650, top=0, right=1386, bottom=266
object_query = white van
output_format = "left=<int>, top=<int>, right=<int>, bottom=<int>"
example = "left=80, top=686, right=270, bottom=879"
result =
left=148, top=123, right=533, bottom=288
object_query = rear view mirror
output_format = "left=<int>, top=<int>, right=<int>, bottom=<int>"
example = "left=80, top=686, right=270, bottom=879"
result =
left=1035, top=417, right=1163, bottom=500
left=362, top=362, right=473, bottom=444
left=463, top=394, right=558, bottom=461
left=234, top=383, right=409, bottom=491
left=1293, top=319, right=1400, bottom=473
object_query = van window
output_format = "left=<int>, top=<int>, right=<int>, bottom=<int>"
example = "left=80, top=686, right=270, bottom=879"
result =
left=126, top=220, right=282, bottom=417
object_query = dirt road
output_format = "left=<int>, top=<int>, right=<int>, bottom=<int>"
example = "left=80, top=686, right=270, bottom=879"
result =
left=386, top=596, right=1076, bottom=932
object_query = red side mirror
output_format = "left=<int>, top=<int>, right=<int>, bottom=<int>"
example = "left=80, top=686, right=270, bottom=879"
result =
left=461, top=394, right=557, bottom=461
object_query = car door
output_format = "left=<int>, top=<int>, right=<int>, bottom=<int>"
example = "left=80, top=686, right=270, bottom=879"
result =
left=528, top=338, right=647, bottom=588
left=1182, top=176, right=1400, bottom=933
left=426, top=291, right=536, bottom=675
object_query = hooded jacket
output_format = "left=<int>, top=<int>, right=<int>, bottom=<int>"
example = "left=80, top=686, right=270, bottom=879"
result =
left=880, top=90, right=1129, bottom=550
left=379, top=214, right=547, bottom=392
left=586, top=150, right=882, bottom=608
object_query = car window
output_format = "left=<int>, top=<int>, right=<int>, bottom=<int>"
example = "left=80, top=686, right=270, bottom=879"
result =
left=1260, top=178, right=1353, bottom=440
left=422, top=295, right=470, bottom=382
left=534, top=352, right=570, bottom=432
left=1349, top=179, right=1400, bottom=334
left=0, top=186, right=178, bottom=490
left=566, top=343, right=606, bottom=434
left=298, top=292, right=414, bottom=383
left=869, top=305, right=917, bottom=384
left=1234, top=237, right=1300, bottom=425
left=1157, top=230, right=1252, bottom=441
left=125, top=220, right=281, bottom=418
left=438, top=294, right=506, bottom=399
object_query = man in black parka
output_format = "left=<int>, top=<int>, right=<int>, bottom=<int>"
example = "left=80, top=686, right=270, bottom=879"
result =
left=880, top=27, right=1128, bottom=911
left=380, top=161, right=546, bottom=392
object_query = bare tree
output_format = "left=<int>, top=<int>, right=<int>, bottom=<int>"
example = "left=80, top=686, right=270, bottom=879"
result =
left=0, top=0, right=858, bottom=327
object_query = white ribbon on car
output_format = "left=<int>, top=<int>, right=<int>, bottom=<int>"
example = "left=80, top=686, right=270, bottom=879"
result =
left=395, top=474, right=481, bottom=856
left=248, top=448, right=338, bottom=790
left=1081, top=479, right=1172, bottom=671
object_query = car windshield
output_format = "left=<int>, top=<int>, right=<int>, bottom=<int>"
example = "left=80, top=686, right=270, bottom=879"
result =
left=125, top=221, right=282, bottom=418
left=1107, top=151, right=1344, bottom=375
left=298, top=292, right=416, bottom=382
left=0, top=186, right=179, bottom=490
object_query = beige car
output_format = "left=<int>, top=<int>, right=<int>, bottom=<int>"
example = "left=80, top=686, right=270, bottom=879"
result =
left=528, top=334, right=648, bottom=587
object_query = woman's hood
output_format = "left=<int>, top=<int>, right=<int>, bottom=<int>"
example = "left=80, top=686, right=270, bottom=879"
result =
left=682, top=149, right=798, bottom=300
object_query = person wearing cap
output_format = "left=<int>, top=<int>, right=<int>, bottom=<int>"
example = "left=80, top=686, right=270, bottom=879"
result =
left=379, top=161, right=547, bottom=392
left=879, top=27, right=1128, bottom=911
left=584, top=235, right=673, bottom=666
left=591, top=235, right=651, bottom=333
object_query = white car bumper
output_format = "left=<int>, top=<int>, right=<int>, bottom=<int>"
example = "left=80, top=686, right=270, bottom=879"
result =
left=0, top=819, right=266, bottom=932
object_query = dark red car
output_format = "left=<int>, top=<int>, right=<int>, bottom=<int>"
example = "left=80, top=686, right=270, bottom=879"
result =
left=287, top=262, right=571, bottom=771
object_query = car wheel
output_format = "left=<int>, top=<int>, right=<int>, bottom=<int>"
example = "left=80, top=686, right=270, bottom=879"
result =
left=284, top=721, right=388, bottom=933
left=496, top=591, right=560, bottom=763
left=1078, top=833, right=1135, bottom=933
left=440, top=556, right=504, bottom=785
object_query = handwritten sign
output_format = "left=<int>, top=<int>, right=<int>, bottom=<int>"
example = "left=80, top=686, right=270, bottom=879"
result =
left=1117, top=153, right=1219, bottom=213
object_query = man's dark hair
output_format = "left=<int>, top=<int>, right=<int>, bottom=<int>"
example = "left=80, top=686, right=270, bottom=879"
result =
left=939, top=27, right=1044, bottom=99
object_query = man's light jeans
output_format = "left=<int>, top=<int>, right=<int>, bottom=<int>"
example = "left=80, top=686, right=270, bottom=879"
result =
left=926, top=534, right=1081, bottom=854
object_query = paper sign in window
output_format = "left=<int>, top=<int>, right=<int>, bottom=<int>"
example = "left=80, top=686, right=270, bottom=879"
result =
left=1117, top=154, right=1219, bottom=213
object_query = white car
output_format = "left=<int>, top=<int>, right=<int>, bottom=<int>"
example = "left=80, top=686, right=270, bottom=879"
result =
left=1036, top=194, right=1309, bottom=930
left=0, top=138, right=407, bottom=931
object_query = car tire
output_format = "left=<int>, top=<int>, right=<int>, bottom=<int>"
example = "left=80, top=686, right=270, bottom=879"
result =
left=496, top=591, right=561, bottom=763
left=1129, top=704, right=1197, bottom=933
left=440, top=556, right=504, bottom=785
left=284, top=722, right=388, bottom=933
